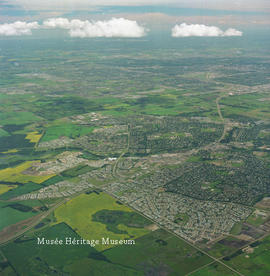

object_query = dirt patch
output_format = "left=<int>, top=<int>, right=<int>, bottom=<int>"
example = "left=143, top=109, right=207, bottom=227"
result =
left=256, top=197, right=270, bottom=210
left=145, top=224, right=159, bottom=231
left=240, top=223, right=265, bottom=239
left=253, top=151, right=267, bottom=157
left=242, top=246, right=254, bottom=254
left=235, top=234, right=254, bottom=242
left=0, top=213, right=42, bottom=243
left=138, top=262, right=171, bottom=276
left=218, top=238, right=248, bottom=249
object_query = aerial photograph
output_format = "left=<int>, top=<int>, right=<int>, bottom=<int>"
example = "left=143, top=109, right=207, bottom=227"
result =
left=0, top=0, right=269, bottom=275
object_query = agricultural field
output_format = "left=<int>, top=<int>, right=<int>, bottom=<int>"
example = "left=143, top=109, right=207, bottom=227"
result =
left=0, top=184, right=17, bottom=195
left=223, top=235, right=270, bottom=276
left=104, top=229, right=212, bottom=275
left=25, top=132, right=42, bottom=144
left=0, top=111, right=41, bottom=126
left=0, top=161, right=55, bottom=184
left=53, top=192, right=151, bottom=250
left=0, top=128, right=9, bottom=137
left=191, top=262, right=239, bottom=276
left=0, top=182, right=41, bottom=200
left=1, top=223, right=97, bottom=276
left=245, top=210, right=269, bottom=227
left=41, top=121, right=95, bottom=142
left=0, top=201, right=41, bottom=231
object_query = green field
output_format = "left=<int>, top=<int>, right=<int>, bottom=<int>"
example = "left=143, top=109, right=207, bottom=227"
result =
left=0, top=264, right=16, bottom=276
left=230, top=222, right=242, bottom=235
left=1, top=223, right=97, bottom=275
left=0, top=201, right=38, bottom=231
left=65, top=258, right=142, bottom=276
left=0, top=129, right=9, bottom=138
left=1, top=224, right=215, bottom=276
left=246, top=212, right=269, bottom=226
left=222, top=93, right=270, bottom=120
left=0, top=161, right=55, bottom=184
left=0, top=111, right=41, bottom=126
left=1, top=223, right=144, bottom=276
left=41, top=175, right=66, bottom=186
left=61, top=164, right=95, bottom=177
left=41, top=121, right=95, bottom=142
left=104, top=229, right=212, bottom=276
left=54, top=193, right=150, bottom=250
left=0, top=184, right=17, bottom=195
left=224, top=235, right=270, bottom=276
left=0, top=182, right=41, bottom=200
left=192, top=262, right=238, bottom=276
left=207, top=236, right=247, bottom=258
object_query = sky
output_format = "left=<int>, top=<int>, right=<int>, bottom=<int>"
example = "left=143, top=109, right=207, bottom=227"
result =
left=3, top=0, right=270, bottom=12
left=0, top=0, right=269, bottom=37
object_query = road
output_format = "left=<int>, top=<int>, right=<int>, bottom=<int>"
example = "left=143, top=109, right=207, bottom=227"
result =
left=0, top=198, right=67, bottom=246
left=112, top=124, right=130, bottom=177
left=216, top=94, right=230, bottom=143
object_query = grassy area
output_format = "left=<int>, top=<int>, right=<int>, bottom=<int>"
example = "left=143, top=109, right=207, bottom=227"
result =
left=42, top=175, right=66, bottom=186
left=207, top=236, right=247, bottom=258
left=65, top=258, right=142, bottom=276
left=174, top=213, right=189, bottom=225
left=1, top=223, right=97, bottom=275
left=41, top=122, right=95, bottom=142
left=0, top=161, right=55, bottom=184
left=0, top=134, right=34, bottom=152
left=187, top=156, right=202, bottom=162
left=92, top=209, right=151, bottom=235
left=230, top=222, right=242, bottom=235
left=0, top=264, right=16, bottom=276
left=104, top=229, right=212, bottom=276
left=222, top=93, right=270, bottom=120
left=0, top=111, right=41, bottom=125
left=246, top=212, right=268, bottom=226
left=54, top=193, right=150, bottom=250
left=2, top=222, right=144, bottom=276
left=0, top=182, right=41, bottom=200
left=1, top=149, right=18, bottom=154
left=0, top=129, right=9, bottom=137
left=192, top=262, right=238, bottom=276
left=224, top=235, right=270, bottom=276
left=0, top=202, right=38, bottom=231
left=61, top=164, right=95, bottom=177
left=25, top=131, right=42, bottom=144
left=0, top=184, right=17, bottom=195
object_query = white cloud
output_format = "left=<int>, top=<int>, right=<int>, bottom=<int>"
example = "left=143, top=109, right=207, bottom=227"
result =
left=42, top=17, right=147, bottom=38
left=172, top=23, right=243, bottom=37
left=0, top=21, right=39, bottom=36
left=223, top=28, right=243, bottom=36
left=43, top=18, right=71, bottom=29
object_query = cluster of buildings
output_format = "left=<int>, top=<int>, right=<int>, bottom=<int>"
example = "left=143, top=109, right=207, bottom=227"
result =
left=103, top=180, right=252, bottom=243
left=16, top=180, right=93, bottom=200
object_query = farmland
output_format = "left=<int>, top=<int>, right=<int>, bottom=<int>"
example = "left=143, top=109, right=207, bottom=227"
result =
left=104, top=229, right=212, bottom=275
left=0, top=201, right=41, bottom=231
left=0, top=184, right=17, bottom=195
left=41, top=121, right=95, bottom=142
left=192, top=262, right=239, bottom=276
left=223, top=236, right=270, bottom=276
left=54, top=193, right=150, bottom=250
left=0, top=161, right=55, bottom=184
